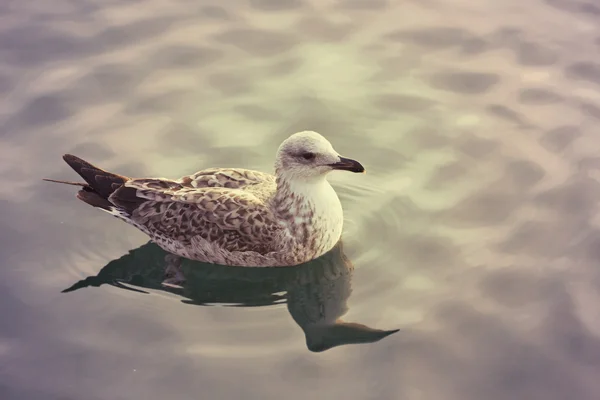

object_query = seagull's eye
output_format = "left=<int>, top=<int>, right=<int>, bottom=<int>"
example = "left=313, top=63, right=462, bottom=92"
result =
left=301, top=152, right=316, bottom=161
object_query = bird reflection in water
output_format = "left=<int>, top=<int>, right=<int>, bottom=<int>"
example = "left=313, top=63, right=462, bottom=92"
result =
left=63, top=241, right=399, bottom=352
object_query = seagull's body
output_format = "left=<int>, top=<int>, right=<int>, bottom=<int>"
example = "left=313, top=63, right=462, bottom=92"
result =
left=46, top=131, right=365, bottom=267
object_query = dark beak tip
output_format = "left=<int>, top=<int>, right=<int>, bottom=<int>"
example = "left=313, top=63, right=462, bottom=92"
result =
left=332, top=157, right=365, bottom=173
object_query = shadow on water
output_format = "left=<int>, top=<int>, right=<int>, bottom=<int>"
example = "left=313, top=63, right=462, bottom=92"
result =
left=62, top=241, right=399, bottom=353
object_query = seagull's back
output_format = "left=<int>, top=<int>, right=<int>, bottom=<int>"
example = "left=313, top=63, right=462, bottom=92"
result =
left=177, top=167, right=275, bottom=195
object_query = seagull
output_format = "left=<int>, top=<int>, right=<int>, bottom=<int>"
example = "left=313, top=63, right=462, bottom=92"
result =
left=45, top=131, right=365, bottom=267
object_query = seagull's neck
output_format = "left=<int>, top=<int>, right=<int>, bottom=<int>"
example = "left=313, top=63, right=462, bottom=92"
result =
left=272, top=174, right=331, bottom=211
left=271, top=174, right=344, bottom=256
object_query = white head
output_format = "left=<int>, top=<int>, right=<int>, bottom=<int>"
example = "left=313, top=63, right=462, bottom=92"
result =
left=274, top=131, right=365, bottom=181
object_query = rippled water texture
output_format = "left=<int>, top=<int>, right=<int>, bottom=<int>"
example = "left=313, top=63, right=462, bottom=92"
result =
left=2, top=0, right=600, bottom=399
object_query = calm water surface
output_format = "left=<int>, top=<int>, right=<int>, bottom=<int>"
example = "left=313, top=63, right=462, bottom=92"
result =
left=2, top=0, right=600, bottom=399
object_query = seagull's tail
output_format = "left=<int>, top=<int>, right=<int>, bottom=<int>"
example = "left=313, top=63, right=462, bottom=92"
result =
left=44, top=154, right=129, bottom=210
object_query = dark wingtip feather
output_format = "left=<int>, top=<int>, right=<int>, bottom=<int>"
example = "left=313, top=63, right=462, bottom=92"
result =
left=63, top=154, right=77, bottom=164
left=62, top=154, right=102, bottom=174
left=76, top=189, right=114, bottom=210
left=42, top=178, right=87, bottom=187
left=59, top=154, right=128, bottom=200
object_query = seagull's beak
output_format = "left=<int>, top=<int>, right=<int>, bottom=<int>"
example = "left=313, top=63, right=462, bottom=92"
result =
left=329, top=156, right=365, bottom=173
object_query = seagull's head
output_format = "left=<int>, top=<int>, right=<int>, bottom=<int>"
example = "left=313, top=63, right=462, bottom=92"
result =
left=274, top=131, right=365, bottom=181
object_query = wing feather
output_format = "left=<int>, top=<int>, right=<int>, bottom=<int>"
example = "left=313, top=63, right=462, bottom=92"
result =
left=178, top=168, right=275, bottom=189
left=108, top=177, right=280, bottom=254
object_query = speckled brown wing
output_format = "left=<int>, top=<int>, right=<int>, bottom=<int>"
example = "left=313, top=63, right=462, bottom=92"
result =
left=177, top=168, right=275, bottom=189
left=108, top=178, right=281, bottom=255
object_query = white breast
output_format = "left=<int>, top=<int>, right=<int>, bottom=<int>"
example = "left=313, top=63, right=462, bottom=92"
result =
left=314, top=181, right=344, bottom=243
left=288, top=178, right=344, bottom=253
